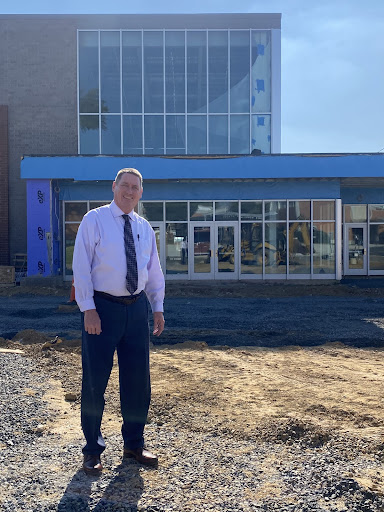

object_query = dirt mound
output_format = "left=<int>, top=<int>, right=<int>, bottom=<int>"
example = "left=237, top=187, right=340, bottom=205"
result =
left=12, top=329, right=51, bottom=345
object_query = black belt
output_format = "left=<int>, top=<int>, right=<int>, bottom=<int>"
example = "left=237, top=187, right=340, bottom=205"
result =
left=94, top=290, right=144, bottom=305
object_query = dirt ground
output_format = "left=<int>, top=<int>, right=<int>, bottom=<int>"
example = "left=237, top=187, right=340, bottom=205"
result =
left=2, top=333, right=384, bottom=499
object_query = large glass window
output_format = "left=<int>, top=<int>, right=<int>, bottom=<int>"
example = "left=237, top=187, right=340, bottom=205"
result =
left=122, top=32, right=142, bottom=113
left=144, top=32, right=164, bottom=113
left=265, top=201, right=287, bottom=221
left=166, top=223, right=188, bottom=274
left=208, top=31, right=228, bottom=113
left=313, top=201, right=335, bottom=220
left=165, top=31, right=185, bottom=113
left=166, top=115, right=185, bottom=154
left=123, top=116, right=143, bottom=154
left=370, top=224, right=384, bottom=270
left=344, top=205, right=367, bottom=223
left=78, top=29, right=273, bottom=155
left=313, top=222, right=335, bottom=274
left=141, top=202, right=164, bottom=221
left=289, top=201, right=310, bottom=221
left=166, top=202, right=188, bottom=221
left=215, top=202, right=238, bottom=221
left=100, top=32, right=120, bottom=114
left=369, top=205, right=384, bottom=223
left=241, top=223, right=262, bottom=274
left=187, top=31, right=207, bottom=113
left=230, top=31, right=250, bottom=113
left=241, top=201, right=262, bottom=221
left=251, top=31, right=271, bottom=113
left=289, top=222, right=311, bottom=274
left=79, top=31, right=99, bottom=113
left=209, top=115, right=228, bottom=154
left=190, top=202, right=213, bottom=221
left=101, top=115, right=121, bottom=154
left=265, top=223, right=287, bottom=274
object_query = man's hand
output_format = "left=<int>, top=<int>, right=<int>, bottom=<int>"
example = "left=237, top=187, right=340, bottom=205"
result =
left=84, top=309, right=102, bottom=335
left=153, top=312, right=165, bottom=336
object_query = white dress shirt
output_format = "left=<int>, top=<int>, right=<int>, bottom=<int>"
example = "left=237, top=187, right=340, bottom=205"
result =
left=73, top=200, right=165, bottom=313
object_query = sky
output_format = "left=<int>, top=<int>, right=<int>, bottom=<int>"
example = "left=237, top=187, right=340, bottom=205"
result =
left=2, top=0, right=384, bottom=154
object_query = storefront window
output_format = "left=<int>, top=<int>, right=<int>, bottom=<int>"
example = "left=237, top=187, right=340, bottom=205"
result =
left=190, top=202, right=213, bottom=221
left=369, top=224, right=384, bottom=270
left=369, top=205, right=384, bottom=223
left=264, top=223, right=286, bottom=274
left=289, top=222, right=311, bottom=274
left=89, top=201, right=109, bottom=210
left=166, top=223, right=188, bottom=274
left=241, top=223, right=262, bottom=274
left=166, top=202, right=188, bottom=221
left=215, top=202, right=238, bottom=221
left=141, top=202, right=164, bottom=221
left=241, top=202, right=262, bottom=221
left=265, top=201, right=287, bottom=221
left=65, top=202, right=87, bottom=222
left=65, top=224, right=80, bottom=276
left=313, top=201, right=335, bottom=220
left=289, top=201, right=310, bottom=221
left=313, top=222, right=335, bottom=274
left=344, top=205, right=367, bottom=223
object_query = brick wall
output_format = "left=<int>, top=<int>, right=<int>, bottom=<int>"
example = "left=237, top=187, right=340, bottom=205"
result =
left=0, top=106, right=9, bottom=265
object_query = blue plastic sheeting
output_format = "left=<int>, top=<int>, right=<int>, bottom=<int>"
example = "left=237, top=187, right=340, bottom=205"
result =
left=27, top=180, right=51, bottom=277
left=21, top=154, right=384, bottom=181
left=341, top=187, right=384, bottom=204
left=57, top=178, right=340, bottom=201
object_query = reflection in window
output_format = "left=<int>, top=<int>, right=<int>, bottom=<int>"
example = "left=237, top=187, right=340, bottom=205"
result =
left=65, top=203, right=87, bottom=222
left=144, top=115, right=164, bottom=154
left=230, top=31, right=250, bottom=113
left=187, top=32, right=207, bottom=113
left=265, top=223, right=287, bottom=274
left=100, top=32, right=120, bottom=114
left=165, top=31, right=185, bottom=113
left=187, top=116, right=206, bottom=154
left=208, top=31, right=228, bottom=113
left=289, top=201, right=310, bottom=221
left=190, top=202, right=213, bottom=221
left=344, top=205, right=367, bottom=223
left=369, top=205, right=384, bottom=223
left=215, top=202, right=239, bottom=221
left=289, top=222, right=311, bottom=274
left=144, top=32, right=164, bottom=113
left=122, top=32, right=142, bottom=113
left=193, top=226, right=211, bottom=274
left=251, top=31, right=271, bottom=113
left=166, top=202, right=188, bottom=221
left=166, top=223, right=188, bottom=274
left=313, top=201, right=335, bottom=220
left=251, top=114, right=271, bottom=154
left=265, top=201, right=287, bottom=221
left=101, top=115, right=121, bottom=154
left=166, top=115, right=185, bottom=154
left=241, top=223, right=262, bottom=274
left=209, top=115, right=228, bottom=154
left=79, top=31, right=99, bottom=113
left=241, top=202, right=262, bottom=221
left=141, top=202, right=164, bottom=222
left=65, top=224, right=80, bottom=275
left=230, top=115, right=250, bottom=154
left=313, top=222, right=335, bottom=274
left=369, top=224, right=384, bottom=270
left=123, top=116, right=143, bottom=154
left=89, top=202, right=109, bottom=210
left=80, top=116, right=99, bottom=154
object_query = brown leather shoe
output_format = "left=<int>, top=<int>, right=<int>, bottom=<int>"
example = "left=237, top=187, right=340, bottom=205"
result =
left=123, top=447, right=158, bottom=467
left=83, top=454, right=103, bottom=475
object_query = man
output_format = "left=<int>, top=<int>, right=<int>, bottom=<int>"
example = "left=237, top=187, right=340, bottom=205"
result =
left=73, top=168, right=165, bottom=475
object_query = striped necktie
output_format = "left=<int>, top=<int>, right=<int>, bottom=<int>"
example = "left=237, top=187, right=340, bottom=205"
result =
left=122, top=214, right=138, bottom=294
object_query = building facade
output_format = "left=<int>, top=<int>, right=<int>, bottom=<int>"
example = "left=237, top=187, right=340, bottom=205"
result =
left=2, top=14, right=384, bottom=281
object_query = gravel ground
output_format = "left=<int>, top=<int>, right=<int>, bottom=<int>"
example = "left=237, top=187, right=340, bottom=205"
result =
left=0, top=294, right=384, bottom=348
left=1, top=348, right=384, bottom=512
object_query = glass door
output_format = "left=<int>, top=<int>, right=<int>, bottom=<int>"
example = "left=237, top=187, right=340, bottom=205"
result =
left=190, top=222, right=214, bottom=279
left=215, top=222, right=239, bottom=279
left=150, top=224, right=165, bottom=274
left=344, top=224, right=367, bottom=275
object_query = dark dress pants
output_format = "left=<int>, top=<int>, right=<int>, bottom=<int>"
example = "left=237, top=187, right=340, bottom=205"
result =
left=81, top=293, right=150, bottom=455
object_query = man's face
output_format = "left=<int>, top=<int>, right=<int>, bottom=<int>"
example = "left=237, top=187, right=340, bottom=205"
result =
left=112, top=173, right=143, bottom=214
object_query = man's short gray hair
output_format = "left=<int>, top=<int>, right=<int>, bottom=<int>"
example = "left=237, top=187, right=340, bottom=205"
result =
left=115, top=168, right=143, bottom=187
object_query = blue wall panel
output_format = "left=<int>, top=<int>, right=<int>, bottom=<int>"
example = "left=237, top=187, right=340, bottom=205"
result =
left=27, top=180, right=51, bottom=277
left=341, top=187, right=384, bottom=204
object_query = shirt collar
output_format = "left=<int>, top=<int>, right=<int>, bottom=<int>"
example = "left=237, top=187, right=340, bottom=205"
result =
left=109, top=200, right=136, bottom=221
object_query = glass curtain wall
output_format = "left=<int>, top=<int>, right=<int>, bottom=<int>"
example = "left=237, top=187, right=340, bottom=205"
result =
left=369, top=205, right=384, bottom=271
left=78, top=29, right=272, bottom=155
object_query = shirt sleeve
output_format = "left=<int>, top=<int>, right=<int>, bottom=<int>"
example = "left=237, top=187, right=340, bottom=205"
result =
left=144, top=227, right=165, bottom=313
left=72, top=212, right=99, bottom=312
